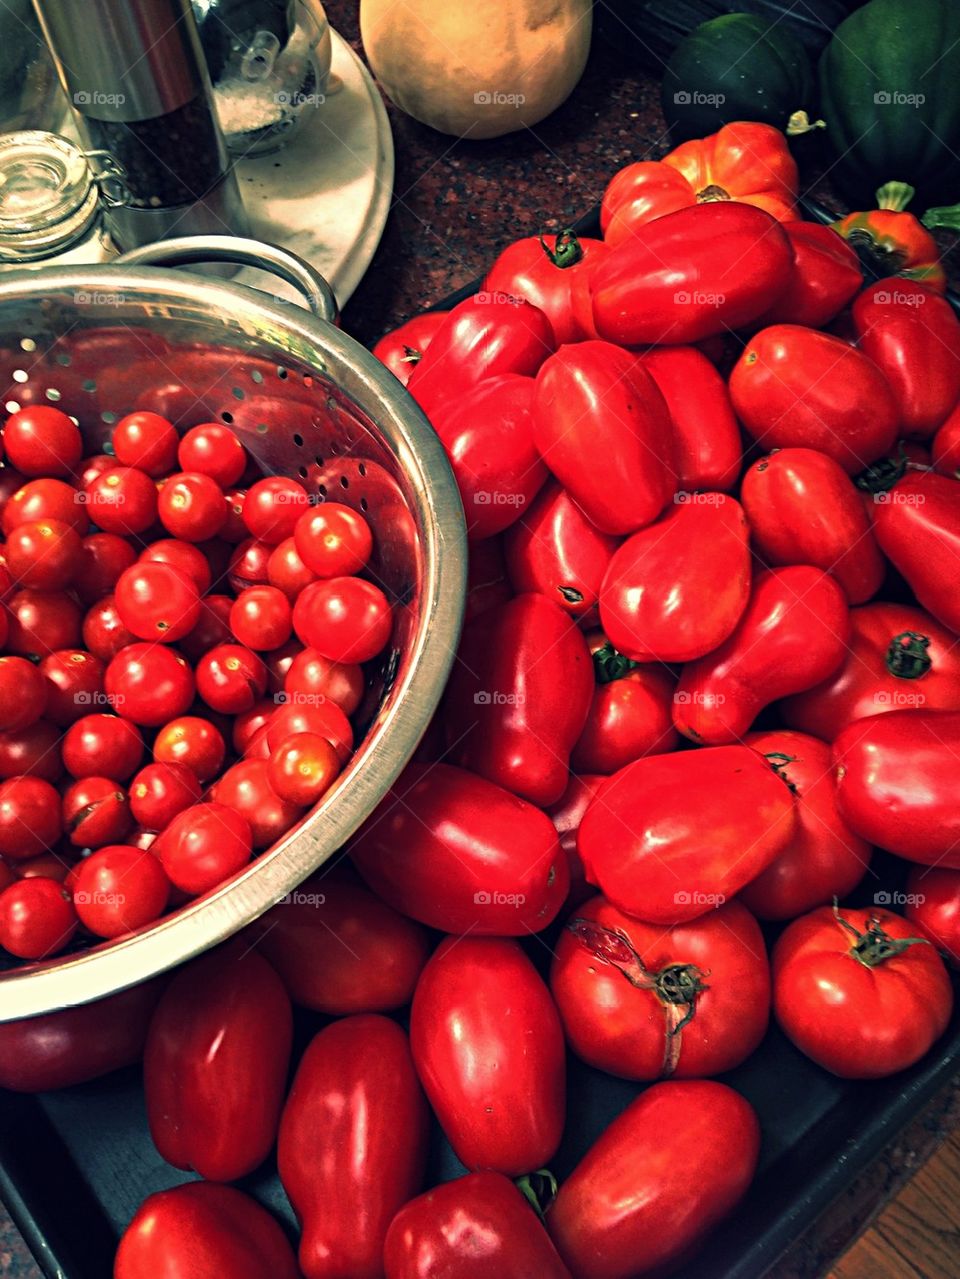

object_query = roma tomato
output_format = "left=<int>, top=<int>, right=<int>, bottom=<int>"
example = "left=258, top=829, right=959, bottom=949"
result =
left=906, top=866, right=960, bottom=965
left=484, top=229, right=609, bottom=344
left=551, top=896, right=769, bottom=1079
left=372, top=311, right=446, bottom=385
left=432, top=374, right=548, bottom=540
left=773, top=904, right=953, bottom=1078
left=115, top=1182, right=300, bottom=1279
left=758, top=221, right=862, bottom=327
left=252, top=864, right=431, bottom=1013
left=739, top=731, right=870, bottom=921
left=350, top=763, right=568, bottom=935
left=533, top=341, right=675, bottom=535
left=852, top=280, right=960, bottom=438
left=637, top=346, right=742, bottom=492
left=278, top=1014, right=429, bottom=1279
left=443, top=594, right=593, bottom=806
left=578, top=746, right=795, bottom=924
left=782, top=602, right=960, bottom=741
left=407, top=293, right=554, bottom=419
left=464, top=535, right=512, bottom=621
left=741, top=448, right=885, bottom=603
left=833, top=710, right=960, bottom=868
left=600, top=493, right=751, bottom=662
left=411, top=936, right=565, bottom=1175
left=503, top=481, right=618, bottom=622
left=933, top=401, right=960, bottom=477
left=872, top=470, right=960, bottom=635
left=592, top=202, right=793, bottom=346
left=547, top=1080, right=760, bottom=1279
left=730, top=326, right=898, bottom=473
left=385, top=1175, right=571, bottom=1279
left=674, top=567, right=850, bottom=744
left=571, top=636, right=678, bottom=774
left=144, top=944, right=292, bottom=1181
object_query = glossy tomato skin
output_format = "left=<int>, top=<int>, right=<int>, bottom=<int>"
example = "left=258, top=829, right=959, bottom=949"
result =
left=144, top=945, right=291, bottom=1182
left=443, top=594, right=593, bottom=806
left=278, top=1014, right=429, bottom=1279
left=372, top=311, right=447, bottom=385
left=731, top=326, right=898, bottom=473
left=600, top=493, right=751, bottom=663
left=252, top=864, right=431, bottom=1013
left=782, top=602, right=960, bottom=741
left=739, top=731, right=870, bottom=921
left=484, top=230, right=609, bottom=344
left=906, top=866, right=960, bottom=965
left=674, top=566, right=850, bottom=744
left=114, top=1182, right=300, bottom=1279
left=432, top=374, right=548, bottom=540
left=546, top=773, right=605, bottom=909
left=503, top=481, right=618, bottom=622
left=533, top=341, right=675, bottom=535
left=407, top=293, right=554, bottom=419
left=872, top=470, right=960, bottom=635
left=551, top=895, right=769, bottom=1079
left=932, top=401, right=960, bottom=477
left=852, top=280, right=960, bottom=438
left=741, top=449, right=885, bottom=604
left=464, top=535, right=512, bottom=621
left=758, top=221, right=862, bottom=327
left=411, top=936, right=565, bottom=1176
left=383, top=1171, right=573, bottom=1279
left=773, top=905, right=953, bottom=1078
left=571, top=636, right=678, bottom=774
left=547, top=1080, right=760, bottom=1279
left=638, top=346, right=742, bottom=492
left=833, top=710, right=960, bottom=868
left=350, top=763, right=569, bottom=935
left=0, top=981, right=162, bottom=1091
left=592, top=202, right=793, bottom=345
left=578, top=746, right=796, bottom=924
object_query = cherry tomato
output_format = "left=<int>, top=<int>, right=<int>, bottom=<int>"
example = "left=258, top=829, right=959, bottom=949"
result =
left=6, top=587, right=82, bottom=657
left=139, top=538, right=212, bottom=593
left=154, top=801, right=253, bottom=894
left=773, top=904, right=953, bottom=1078
left=81, top=594, right=136, bottom=661
left=85, top=466, right=158, bottom=534
left=72, top=843, right=169, bottom=938
left=62, top=713, right=143, bottom=780
left=221, top=487, right=248, bottom=542
left=266, top=695, right=353, bottom=764
left=76, top=532, right=137, bottom=603
left=111, top=411, right=178, bottom=476
left=114, top=562, right=201, bottom=643
left=0, top=655, right=47, bottom=730
left=196, top=642, right=267, bottom=713
left=267, top=732, right=340, bottom=806
left=158, top=472, right=227, bottom=541
left=906, top=866, right=960, bottom=965
left=551, top=896, right=769, bottom=1079
left=153, top=715, right=226, bottom=781
left=0, top=875, right=77, bottom=958
left=228, top=537, right=272, bottom=592
left=178, top=422, right=247, bottom=486
left=284, top=647, right=364, bottom=716
left=243, top=476, right=310, bottom=544
left=0, top=777, right=62, bottom=860
left=267, top=536, right=316, bottom=598
left=2, top=477, right=88, bottom=536
left=3, top=406, right=82, bottom=477
left=294, top=502, right=373, bottom=577
left=212, top=759, right=303, bottom=848
left=105, top=644, right=195, bottom=726
left=229, top=585, right=292, bottom=651
left=5, top=518, right=82, bottom=591
left=62, top=776, right=132, bottom=848
left=0, top=719, right=62, bottom=782
left=129, top=761, right=202, bottom=830
left=178, top=594, right=234, bottom=665
left=571, top=638, right=677, bottom=773
left=292, top=576, right=393, bottom=663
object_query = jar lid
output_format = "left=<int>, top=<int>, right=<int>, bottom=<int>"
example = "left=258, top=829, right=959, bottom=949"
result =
left=0, top=131, right=100, bottom=260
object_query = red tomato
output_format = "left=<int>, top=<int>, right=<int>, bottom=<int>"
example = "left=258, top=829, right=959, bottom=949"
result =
left=229, top=537, right=272, bottom=591
left=592, top=202, right=793, bottom=345
left=546, top=773, right=604, bottom=909
left=674, top=566, right=850, bottom=744
left=284, top=647, right=364, bottom=715
left=39, top=649, right=106, bottom=726
left=638, top=345, right=742, bottom=492
left=411, top=936, right=565, bottom=1175
left=129, top=761, right=202, bottom=829
left=833, top=709, right=960, bottom=868
left=105, top=643, right=195, bottom=726
left=293, top=501, right=373, bottom=577
left=6, top=587, right=82, bottom=657
left=278, top=1014, right=429, bottom=1279
left=86, top=466, right=158, bottom=534
left=195, top=642, right=267, bottom=713
left=111, top=410, right=178, bottom=476
left=872, top=470, right=960, bottom=635
left=115, top=561, right=201, bottom=642
left=144, top=944, right=292, bottom=1181
left=350, top=763, right=568, bottom=935
left=178, top=422, right=247, bottom=485
left=62, top=713, right=143, bottom=780
left=153, top=715, right=225, bottom=781
left=0, top=655, right=48, bottom=730
left=757, top=221, right=862, bottom=327
left=0, top=876, right=77, bottom=958
left=81, top=594, right=136, bottom=661
left=229, top=585, right=293, bottom=651
left=158, top=471, right=227, bottom=541
left=265, top=697, right=353, bottom=764
left=906, top=866, right=960, bottom=965
left=266, top=732, right=340, bottom=805
left=292, top=576, right=393, bottom=663
left=571, top=636, right=677, bottom=774
left=0, top=776, right=62, bottom=860
left=139, top=538, right=212, bottom=593
left=62, top=776, right=132, bottom=848
left=547, top=1080, right=760, bottom=1279
left=533, top=342, right=675, bottom=535
left=464, top=535, right=512, bottom=621
left=443, top=594, right=593, bottom=806
left=432, top=374, right=548, bottom=540
left=212, top=758, right=304, bottom=848
left=503, top=481, right=617, bottom=622
left=154, top=801, right=253, bottom=894
left=741, top=448, right=885, bottom=604
left=600, top=493, right=751, bottom=662
left=932, top=400, right=960, bottom=477
left=738, top=730, right=870, bottom=921
left=115, top=1182, right=300, bottom=1279
left=551, top=896, right=769, bottom=1079
left=372, top=311, right=447, bottom=385
left=252, top=864, right=430, bottom=1013
left=3, top=477, right=87, bottom=536
left=3, top=406, right=82, bottom=477
left=384, top=1172, right=573, bottom=1279
left=0, top=719, right=62, bottom=782
left=773, top=904, right=953, bottom=1077
left=730, top=325, right=898, bottom=473
left=484, top=229, right=609, bottom=344
left=76, top=532, right=137, bottom=603
left=267, top=536, right=316, bottom=598
left=578, top=746, right=796, bottom=923
left=71, top=842, right=169, bottom=937
left=243, top=476, right=310, bottom=544
left=6, top=518, right=82, bottom=591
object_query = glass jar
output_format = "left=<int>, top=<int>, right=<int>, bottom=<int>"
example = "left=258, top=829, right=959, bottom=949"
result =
left=0, top=131, right=121, bottom=268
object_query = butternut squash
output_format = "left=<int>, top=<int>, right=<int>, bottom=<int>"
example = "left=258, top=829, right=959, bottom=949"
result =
left=360, top=0, right=592, bottom=139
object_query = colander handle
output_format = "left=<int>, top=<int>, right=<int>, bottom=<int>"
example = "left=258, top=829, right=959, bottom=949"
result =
left=114, top=236, right=339, bottom=325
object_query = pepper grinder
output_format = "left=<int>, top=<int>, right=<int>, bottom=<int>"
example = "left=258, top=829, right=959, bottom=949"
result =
left=32, top=0, right=249, bottom=250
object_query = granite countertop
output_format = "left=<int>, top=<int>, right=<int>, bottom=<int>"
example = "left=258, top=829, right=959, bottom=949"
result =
left=2, top=4, right=958, bottom=1276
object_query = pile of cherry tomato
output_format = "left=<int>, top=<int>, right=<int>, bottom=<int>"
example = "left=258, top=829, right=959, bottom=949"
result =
left=0, top=406, right=392, bottom=958
left=3, top=121, right=960, bottom=1279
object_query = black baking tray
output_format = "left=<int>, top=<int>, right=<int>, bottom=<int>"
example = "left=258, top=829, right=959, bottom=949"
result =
left=3, top=211, right=960, bottom=1279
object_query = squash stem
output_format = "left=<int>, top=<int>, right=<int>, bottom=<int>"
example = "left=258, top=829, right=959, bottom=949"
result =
left=786, top=110, right=826, bottom=136
left=876, top=181, right=915, bottom=212
left=922, top=203, right=960, bottom=232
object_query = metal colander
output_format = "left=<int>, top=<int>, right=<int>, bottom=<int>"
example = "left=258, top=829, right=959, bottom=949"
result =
left=0, top=237, right=466, bottom=1022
